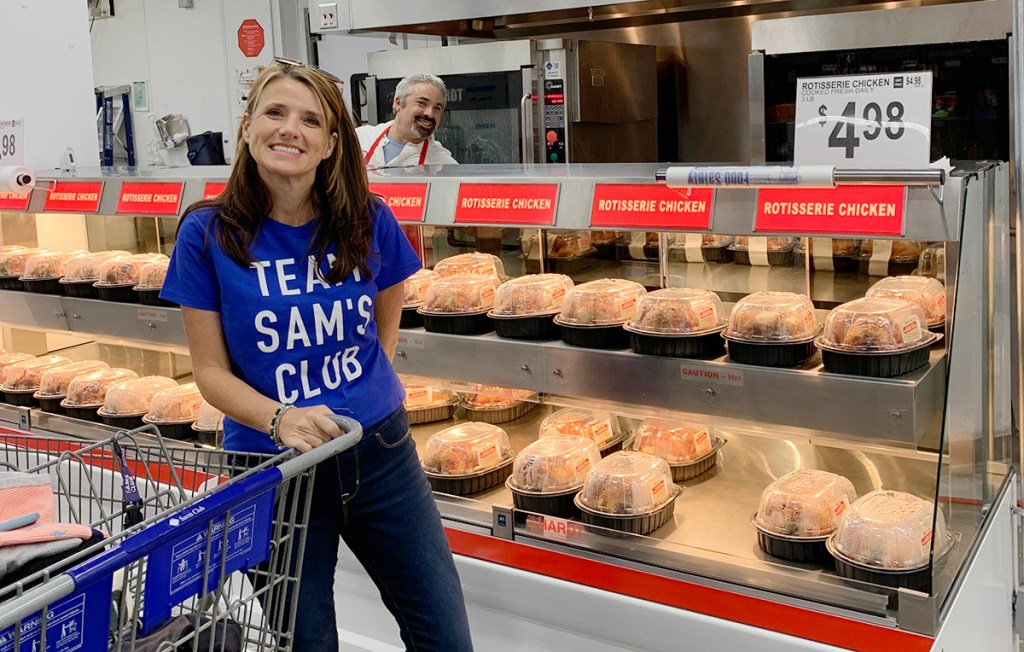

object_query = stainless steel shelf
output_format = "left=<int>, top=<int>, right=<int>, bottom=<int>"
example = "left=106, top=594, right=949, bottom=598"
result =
left=0, top=291, right=187, bottom=348
left=396, top=328, right=946, bottom=446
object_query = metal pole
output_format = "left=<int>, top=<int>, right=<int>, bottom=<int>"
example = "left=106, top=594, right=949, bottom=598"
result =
left=655, top=166, right=944, bottom=187
left=1010, top=0, right=1024, bottom=592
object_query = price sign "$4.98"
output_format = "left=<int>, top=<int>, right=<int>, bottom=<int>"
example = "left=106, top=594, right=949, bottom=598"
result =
left=0, top=118, right=23, bottom=166
left=793, top=72, right=933, bottom=169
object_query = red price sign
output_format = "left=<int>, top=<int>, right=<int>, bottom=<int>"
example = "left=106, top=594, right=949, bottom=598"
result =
left=202, top=181, right=227, bottom=199
left=755, top=185, right=906, bottom=236
left=116, top=181, right=184, bottom=215
left=370, top=183, right=429, bottom=222
left=454, top=183, right=558, bottom=225
left=591, top=184, right=714, bottom=230
left=44, top=181, right=104, bottom=213
left=0, top=191, right=31, bottom=211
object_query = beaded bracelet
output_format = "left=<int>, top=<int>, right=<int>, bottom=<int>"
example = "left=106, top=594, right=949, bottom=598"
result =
left=269, top=403, right=295, bottom=449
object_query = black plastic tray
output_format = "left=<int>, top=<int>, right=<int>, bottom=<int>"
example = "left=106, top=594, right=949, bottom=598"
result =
left=2, top=388, right=38, bottom=407
left=143, top=418, right=196, bottom=440
left=556, top=318, right=629, bottom=349
left=731, top=247, right=796, bottom=267
left=599, top=436, right=625, bottom=458
left=627, top=327, right=726, bottom=358
left=701, top=245, right=734, bottom=264
left=462, top=399, right=538, bottom=424
left=755, top=526, right=831, bottom=563
left=575, top=487, right=680, bottom=536
left=419, top=310, right=493, bottom=335
left=817, top=334, right=939, bottom=378
left=724, top=335, right=817, bottom=367
left=826, top=534, right=955, bottom=590
left=191, top=424, right=222, bottom=448
left=491, top=313, right=560, bottom=340
left=98, top=410, right=145, bottom=430
left=507, top=480, right=581, bottom=517
left=61, top=280, right=99, bottom=298
left=425, top=458, right=514, bottom=496
left=20, top=277, right=62, bottom=295
left=858, top=258, right=919, bottom=277
left=0, top=275, right=23, bottom=290
left=400, top=306, right=424, bottom=329
left=667, top=436, right=726, bottom=481
left=547, top=250, right=600, bottom=275
left=406, top=401, right=457, bottom=425
left=36, top=393, right=66, bottom=415
left=136, top=288, right=176, bottom=307
left=61, top=403, right=103, bottom=422
left=96, top=284, right=139, bottom=304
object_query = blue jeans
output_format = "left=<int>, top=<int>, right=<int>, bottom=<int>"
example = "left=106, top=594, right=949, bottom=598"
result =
left=292, top=407, right=472, bottom=651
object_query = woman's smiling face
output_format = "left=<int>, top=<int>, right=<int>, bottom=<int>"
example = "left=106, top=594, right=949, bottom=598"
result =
left=241, top=77, right=337, bottom=188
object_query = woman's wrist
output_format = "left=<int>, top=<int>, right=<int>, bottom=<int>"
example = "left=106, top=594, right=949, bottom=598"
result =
left=269, top=403, right=295, bottom=448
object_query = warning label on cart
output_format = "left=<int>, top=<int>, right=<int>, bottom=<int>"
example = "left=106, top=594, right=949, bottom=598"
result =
left=0, top=592, right=90, bottom=652
left=168, top=503, right=258, bottom=594
left=140, top=488, right=274, bottom=635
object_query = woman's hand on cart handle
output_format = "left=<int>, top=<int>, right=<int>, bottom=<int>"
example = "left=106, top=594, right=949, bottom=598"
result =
left=278, top=405, right=344, bottom=452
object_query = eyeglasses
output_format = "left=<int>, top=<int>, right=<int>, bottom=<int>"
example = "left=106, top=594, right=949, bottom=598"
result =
left=273, top=56, right=343, bottom=86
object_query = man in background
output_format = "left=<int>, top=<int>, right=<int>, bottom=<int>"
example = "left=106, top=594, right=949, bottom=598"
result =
left=357, top=72, right=457, bottom=167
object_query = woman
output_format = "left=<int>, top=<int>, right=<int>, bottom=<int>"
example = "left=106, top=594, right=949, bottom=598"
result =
left=160, top=61, right=473, bottom=651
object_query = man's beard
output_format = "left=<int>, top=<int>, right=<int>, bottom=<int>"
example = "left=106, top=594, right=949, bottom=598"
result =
left=411, top=116, right=436, bottom=139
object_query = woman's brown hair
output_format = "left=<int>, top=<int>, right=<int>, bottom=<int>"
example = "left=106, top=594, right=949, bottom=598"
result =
left=180, top=62, right=376, bottom=284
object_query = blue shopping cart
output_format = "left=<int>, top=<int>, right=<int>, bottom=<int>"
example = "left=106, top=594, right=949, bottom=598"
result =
left=0, top=416, right=361, bottom=651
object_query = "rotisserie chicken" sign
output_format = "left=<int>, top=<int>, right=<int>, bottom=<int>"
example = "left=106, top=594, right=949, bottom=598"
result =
left=369, top=183, right=429, bottom=222
left=590, top=184, right=714, bottom=230
left=454, top=183, right=559, bottom=225
left=755, top=185, right=906, bottom=236
left=116, top=181, right=184, bottom=215
left=43, top=181, right=104, bottom=213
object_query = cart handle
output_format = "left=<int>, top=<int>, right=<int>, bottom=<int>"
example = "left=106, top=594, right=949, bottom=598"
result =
left=0, top=419, right=363, bottom=630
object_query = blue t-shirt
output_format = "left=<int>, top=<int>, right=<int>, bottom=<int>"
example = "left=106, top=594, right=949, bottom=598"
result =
left=160, top=202, right=422, bottom=454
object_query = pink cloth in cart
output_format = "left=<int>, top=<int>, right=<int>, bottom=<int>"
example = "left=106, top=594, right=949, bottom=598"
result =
left=0, top=472, right=94, bottom=546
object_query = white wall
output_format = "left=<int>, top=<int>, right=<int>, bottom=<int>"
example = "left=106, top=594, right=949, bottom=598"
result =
left=91, top=0, right=276, bottom=168
left=0, top=1, right=100, bottom=171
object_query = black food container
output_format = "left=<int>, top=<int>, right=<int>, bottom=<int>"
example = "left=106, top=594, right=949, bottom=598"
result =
left=598, top=435, right=626, bottom=457
left=143, top=417, right=196, bottom=441
left=418, top=309, right=494, bottom=335
left=2, top=387, right=38, bottom=407
left=60, top=279, right=100, bottom=298
left=406, top=399, right=458, bottom=425
left=60, top=401, right=103, bottom=423
left=400, top=306, right=424, bottom=329
left=858, top=258, right=919, bottom=277
left=753, top=517, right=831, bottom=563
left=546, top=250, right=600, bottom=275
left=731, top=246, right=796, bottom=267
left=574, top=486, right=680, bottom=537
left=826, top=534, right=955, bottom=590
left=191, top=423, right=222, bottom=448
left=627, top=326, right=726, bottom=359
left=95, top=283, right=139, bottom=304
left=701, top=245, right=734, bottom=264
left=490, top=313, right=559, bottom=340
left=555, top=317, right=629, bottom=349
left=20, top=277, right=63, bottom=295
left=507, top=479, right=581, bottom=517
left=425, top=458, right=514, bottom=496
left=97, top=409, right=145, bottom=430
left=36, top=393, right=67, bottom=415
left=724, top=334, right=818, bottom=367
left=0, top=274, right=23, bottom=290
left=136, top=287, right=176, bottom=307
left=817, top=334, right=939, bottom=378
left=666, top=437, right=726, bottom=482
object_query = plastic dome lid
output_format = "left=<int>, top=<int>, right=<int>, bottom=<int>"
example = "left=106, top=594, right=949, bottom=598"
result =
left=540, top=407, right=620, bottom=447
left=830, top=490, right=948, bottom=570
left=100, top=375, right=178, bottom=415
left=724, top=291, right=819, bottom=343
left=20, top=251, right=86, bottom=280
left=490, top=274, right=574, bottom=318
left=820, top=297, right=930, bottom=352
left=402, top=384, right=457, bottom=409
left=860, top=240, right=924, bottom=262
left=95, top=253, right=168, bottom=287
left=626, top=288, right=725, bottom=336
left=754, top=469, right=857, bottom=538
left=422, top=422, right=514, bottom=476
left=63, top=367, right=140, bottom=407
left=135, top=259, right=170, bottom=290
left=866, top=276, right=946, bottom=326
left=433, top=252, right=505, bottom=279
left=548, top=231, right=594, bottom=258
left=731, top=236, right=798, bottom=252
left=144, top=382, right=204, bottom=423
left=557, top=279, right=647, bottom=326
left=0, top=352, right=35, bottom=371
left=62, top=251, right=130, bottom=283
left=630, top=417, right=715, bottom=464
left=2, top=355, right=71, bottom=391
left=0, top=248, right=46, bottom=276
left=577, top=451, right=677, bottom=516
left=917, top=244, right=944, bottom=280
left=36, top=360, right=109, bottom=397
left=462, top=384, right=537, bottom=409
left=419, top=274, right=500, bottom=314
left=194, top=400, right=225, bottom=432
left=509, top=436, right=602, bottom=494
left=402, top=269, right=440, bottom=307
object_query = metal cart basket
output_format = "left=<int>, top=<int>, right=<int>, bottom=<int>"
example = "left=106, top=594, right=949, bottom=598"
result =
left=0, top=416, right=362, bottom=651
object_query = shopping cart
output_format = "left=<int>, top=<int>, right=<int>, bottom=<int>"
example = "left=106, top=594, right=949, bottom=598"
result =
left=0, top=416, right=362, bottom=651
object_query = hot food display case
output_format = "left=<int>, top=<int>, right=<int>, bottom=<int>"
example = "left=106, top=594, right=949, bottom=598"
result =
left=0, top=162, right=1015, bottom=650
